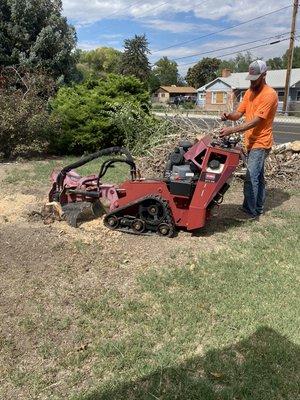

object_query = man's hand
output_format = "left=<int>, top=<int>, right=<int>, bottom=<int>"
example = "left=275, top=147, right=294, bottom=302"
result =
left=220, top=116, right=262, bottom=138
left=219, top=126, right=234, bottom=138
left=221, top=112, right=229, bottom=121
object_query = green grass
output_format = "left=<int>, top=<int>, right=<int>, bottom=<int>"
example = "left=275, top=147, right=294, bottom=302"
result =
left=61, top=208, right=299, bottom=400
left=3, top=156, right=130, bottom=186
left=2, top=207, right=299, bottom=399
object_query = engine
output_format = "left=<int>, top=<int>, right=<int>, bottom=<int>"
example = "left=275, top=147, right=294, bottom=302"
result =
left=164, top=140, right=195, bottom=179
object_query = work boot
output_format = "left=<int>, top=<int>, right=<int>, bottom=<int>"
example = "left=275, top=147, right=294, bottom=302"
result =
left=235, top=206, right=259, bottom=221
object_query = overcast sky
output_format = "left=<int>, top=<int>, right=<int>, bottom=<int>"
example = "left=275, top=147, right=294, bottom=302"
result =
left=61, top=0, right=299, bottom=74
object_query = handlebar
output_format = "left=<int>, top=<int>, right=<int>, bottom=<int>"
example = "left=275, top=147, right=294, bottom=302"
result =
left=211, top=136, right=241, bottom=149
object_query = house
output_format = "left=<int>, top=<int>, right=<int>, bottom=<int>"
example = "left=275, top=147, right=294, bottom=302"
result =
left=197, top=68, right=300, bottom=112
left=153, top=85, right=197, bottom=104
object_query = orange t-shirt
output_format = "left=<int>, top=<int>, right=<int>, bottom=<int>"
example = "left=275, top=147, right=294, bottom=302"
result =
left=237, top=84, right=278, bottom=150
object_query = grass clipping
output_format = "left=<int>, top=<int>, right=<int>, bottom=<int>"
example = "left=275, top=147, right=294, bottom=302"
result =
left=137, top=115, right=300, bottom=189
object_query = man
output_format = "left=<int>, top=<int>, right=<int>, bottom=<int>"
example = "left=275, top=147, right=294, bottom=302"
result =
left=219, top=60, right=278, bottom=218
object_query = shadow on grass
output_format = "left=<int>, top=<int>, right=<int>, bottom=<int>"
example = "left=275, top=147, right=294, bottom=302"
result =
left=193, top=188, right=290, bottom=237
left=79, top=327, right=299, bottom=400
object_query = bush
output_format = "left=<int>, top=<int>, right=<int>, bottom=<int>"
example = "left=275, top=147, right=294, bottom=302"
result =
left=182, top=101, right=196, bottom=110
left=50, top=74, right=151, bottom=154
left=151, top=102, right=169, bottom=110
left=0, top=70, right=58, bottom=159
left=110, top=102, right=174, bottom=154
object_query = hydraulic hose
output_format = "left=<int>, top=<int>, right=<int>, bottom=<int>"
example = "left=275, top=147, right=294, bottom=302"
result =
left=56, top=147, right=136, bottom=191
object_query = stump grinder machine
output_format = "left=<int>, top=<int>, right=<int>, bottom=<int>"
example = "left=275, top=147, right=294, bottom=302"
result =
left=49, top=135, right=242, bottom=237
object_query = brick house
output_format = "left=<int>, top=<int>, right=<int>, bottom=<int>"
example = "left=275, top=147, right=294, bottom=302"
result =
left=197, top=68, right=300, bottom=112
left=153, top=85, right=197, bottom=104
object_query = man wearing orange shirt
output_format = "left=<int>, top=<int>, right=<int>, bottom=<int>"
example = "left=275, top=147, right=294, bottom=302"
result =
left=219, top=60, right=278, bottom=218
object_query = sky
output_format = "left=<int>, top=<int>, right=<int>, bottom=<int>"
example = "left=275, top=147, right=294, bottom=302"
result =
left=61, top=0, right=299, bottom=75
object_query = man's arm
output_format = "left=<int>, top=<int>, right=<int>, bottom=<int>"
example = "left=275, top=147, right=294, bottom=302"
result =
left=219, top=116, right=262, bottom=138
left=221, top=111, right=244, bottom=121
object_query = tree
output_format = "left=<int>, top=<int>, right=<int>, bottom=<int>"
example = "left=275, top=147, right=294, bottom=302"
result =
left=283, top=46, right=300, bottom=68
left=266, top=57, right=284, bottom=70
left=218, top=52, right=256, bottom=74
left=77, top=47, right=122, bottom=79
left=218, top=59, right=236, bottom=75
left=153, top=57, right=179, bottom=86
left=0, top=68, right=58, bottom=159
left=119, top=34, right=151, bottom=81
left=233, top=52, right=255, bottom=72
left=148, top=71, right=161, bottom=93
left=0, top=0, right=77, bottom=81
left=186, top=57, right=221, bottom=88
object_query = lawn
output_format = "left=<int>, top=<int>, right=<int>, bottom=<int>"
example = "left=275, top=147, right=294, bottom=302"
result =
left=3, top=156, right=130, bottom=186
left=0, top=158, right=299, bottom=400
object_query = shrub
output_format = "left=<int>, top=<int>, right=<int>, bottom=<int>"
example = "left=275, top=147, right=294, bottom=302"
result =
left=50, top=74, right=150, bottom=154
left=182, top=101, right=196, bottom=110
left=110, top=102, right=174, bottom=154
left=0, top=70, right=58, bottom=159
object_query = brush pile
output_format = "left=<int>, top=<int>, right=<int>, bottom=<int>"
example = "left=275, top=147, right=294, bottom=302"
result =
left=266, top=141, right=300, bottom=188
left=138, top=115, right=300, bottom=189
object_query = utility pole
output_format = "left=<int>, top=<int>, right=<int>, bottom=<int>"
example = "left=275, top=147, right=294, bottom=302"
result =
left=282, top=0, right=299, bottom=114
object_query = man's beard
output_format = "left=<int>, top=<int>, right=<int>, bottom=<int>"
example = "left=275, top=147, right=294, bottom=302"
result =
left=250, top=82, right=263, bottom=92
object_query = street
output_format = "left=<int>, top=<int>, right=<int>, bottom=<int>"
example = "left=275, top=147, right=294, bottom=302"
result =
left=158, top=114, right=300, bottom=144
left=187, top=118, right=300, bottom=144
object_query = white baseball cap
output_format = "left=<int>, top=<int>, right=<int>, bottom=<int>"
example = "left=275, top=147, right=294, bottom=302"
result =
left=246, top=60, right=268, bottom=81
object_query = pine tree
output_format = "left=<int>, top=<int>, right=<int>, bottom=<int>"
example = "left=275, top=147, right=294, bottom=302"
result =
left=119, top=34, right=151, bottom=81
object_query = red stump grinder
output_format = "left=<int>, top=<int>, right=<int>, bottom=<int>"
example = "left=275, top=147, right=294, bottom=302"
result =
left=49, top=135, right=242, bottom=237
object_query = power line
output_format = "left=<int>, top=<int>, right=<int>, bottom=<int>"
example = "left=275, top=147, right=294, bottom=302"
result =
left=103, top=0, right=146, bottom=20
left=171, top=32, right=290, bottom=61
left=133, top=0, right=211, bottom=20
left=153, top=4, right=292, bottom=53
left=177, top=36, right=295, bottom=67
left=134, top=1, right=169, bottom=19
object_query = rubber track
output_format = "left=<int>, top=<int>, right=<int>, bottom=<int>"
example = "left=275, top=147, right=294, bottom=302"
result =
left=104, top=195, right=175, bottom=237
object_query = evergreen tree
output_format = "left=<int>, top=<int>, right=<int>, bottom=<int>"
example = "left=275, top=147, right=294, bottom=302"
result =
left=119, top=34, right=151, bottom=81
left=0, top=0, right=77, bottom=81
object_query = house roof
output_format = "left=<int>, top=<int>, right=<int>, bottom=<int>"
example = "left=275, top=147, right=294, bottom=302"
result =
left=197, top=68, right=300, bottom=91
left=160, top=86, right=197, bottom=94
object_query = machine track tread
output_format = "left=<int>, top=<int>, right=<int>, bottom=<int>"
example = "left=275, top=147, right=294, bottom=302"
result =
left=104, top=195, right=175, bottom=237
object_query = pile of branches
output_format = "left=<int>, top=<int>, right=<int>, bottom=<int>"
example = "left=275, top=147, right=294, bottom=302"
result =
left=265, top=142, right=300, bottom=188
left=138, top=115, right=300, bottom=189
left=137, top=115, right=222, bottom=176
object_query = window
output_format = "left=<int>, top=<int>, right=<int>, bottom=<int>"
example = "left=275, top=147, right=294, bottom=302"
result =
left=278, top=91, right=285, bottom=101
left=211, top=91, right=227, bottom=104
left=160, top=93, right=165, bottom=98
left=297, top=91, right=300, bottom=101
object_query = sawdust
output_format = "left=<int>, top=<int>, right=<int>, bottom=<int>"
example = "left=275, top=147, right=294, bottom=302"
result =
left=0, top=193, right=37, bottom=223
